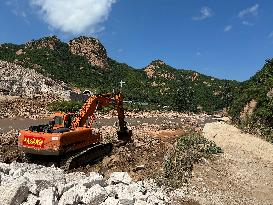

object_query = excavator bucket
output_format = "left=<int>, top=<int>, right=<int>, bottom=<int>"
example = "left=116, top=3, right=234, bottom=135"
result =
left=117, top=129, right=132, bottom=142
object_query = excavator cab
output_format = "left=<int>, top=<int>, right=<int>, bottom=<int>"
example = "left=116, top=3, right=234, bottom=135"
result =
left=52, top=113, right=74, bottom=129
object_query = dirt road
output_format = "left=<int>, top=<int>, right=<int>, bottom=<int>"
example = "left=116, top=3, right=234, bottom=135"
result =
left=187, top=122, right=273, bottom=205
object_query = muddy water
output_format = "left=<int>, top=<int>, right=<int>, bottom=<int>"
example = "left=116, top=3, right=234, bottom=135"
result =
left=0, top=118, right=50, bottom=133
left=0, top=115, right=213, bottom=133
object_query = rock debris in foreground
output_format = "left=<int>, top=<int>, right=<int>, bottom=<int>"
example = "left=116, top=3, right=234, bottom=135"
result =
left=0, top=162, right=181, bottom=205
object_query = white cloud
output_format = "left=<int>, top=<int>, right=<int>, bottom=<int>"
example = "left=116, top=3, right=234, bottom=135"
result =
left=29, top=0, right=116, bottom=34
left=242, top=21, right=254, bottom=26
left=238, top=4, right=259, bottom=18
left=193, top=7, right=214, bottom=20
left=224, top=25, right=232, bottom=32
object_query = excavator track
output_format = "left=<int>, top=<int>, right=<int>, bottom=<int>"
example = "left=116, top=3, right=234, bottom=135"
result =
left=60, top=143, right=113, bottom=171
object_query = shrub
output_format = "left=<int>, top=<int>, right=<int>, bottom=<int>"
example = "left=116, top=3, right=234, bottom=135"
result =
left=49, top=101, right=83, bottom=113
left=159, top=133, right=222, bottom=188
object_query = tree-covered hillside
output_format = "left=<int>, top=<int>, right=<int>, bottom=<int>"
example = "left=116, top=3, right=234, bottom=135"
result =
left=229, top=59, right=273, bottom=142
left=0, top=36, right=238, bottom=113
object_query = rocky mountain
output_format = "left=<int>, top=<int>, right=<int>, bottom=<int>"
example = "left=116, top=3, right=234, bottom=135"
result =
left=0, top=36, right=238, bottom=113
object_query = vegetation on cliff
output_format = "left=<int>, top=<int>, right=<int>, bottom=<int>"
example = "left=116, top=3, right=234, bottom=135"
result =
left=229, top=59, right=273, bottom=142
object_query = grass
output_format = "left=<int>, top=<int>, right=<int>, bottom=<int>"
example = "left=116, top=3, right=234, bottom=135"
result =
left=157, top=133, right=222, bottom=188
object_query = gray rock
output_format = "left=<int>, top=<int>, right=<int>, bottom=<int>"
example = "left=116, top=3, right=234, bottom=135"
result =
left=102, top=197, right=119, bottom=205
left=29, top=180, right=53, bottom=195
left=147, top=195, right=165, bottom=205
left=0, top=180, right=29, bottom=205
left=21, top=194, right=40, bottom=205
left=58, top=184, right=86, bottom=205
left=65, top=172, right=87, bottom=183
left=23, top=166, right=65, bottom=185
left=81, top=172, right=104, bottom=188
left=107, top=172, right=132, bottom=185
left=118, top=197, right=135, bottom=205
left=82, top=184, right=108, bottom=204
left=105, top=183, right=135, bottom=205
left=0, top=162, right=172, bottom=205
left=39, top=187, right=58, bottom=205
left=0, top=162, right=11, bottom=174
left=134, top=200, right=150, bottom=205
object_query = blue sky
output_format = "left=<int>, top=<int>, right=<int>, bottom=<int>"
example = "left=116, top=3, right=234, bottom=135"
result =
left=0, top=0, right=273, bottom=81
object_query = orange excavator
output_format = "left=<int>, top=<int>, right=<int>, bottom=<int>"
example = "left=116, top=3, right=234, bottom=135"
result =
left=17, top=92, right=132, bottom=169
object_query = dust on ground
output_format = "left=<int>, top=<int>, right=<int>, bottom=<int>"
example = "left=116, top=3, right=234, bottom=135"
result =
left=186, top=122, right=273, bottom=205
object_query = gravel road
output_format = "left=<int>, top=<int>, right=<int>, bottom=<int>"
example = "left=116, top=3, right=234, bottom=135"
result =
left=187, top=122, right=273, bottom=205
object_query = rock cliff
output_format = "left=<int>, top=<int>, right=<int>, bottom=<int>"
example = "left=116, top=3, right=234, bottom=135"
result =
left=69, top=36, right=108, bottom=69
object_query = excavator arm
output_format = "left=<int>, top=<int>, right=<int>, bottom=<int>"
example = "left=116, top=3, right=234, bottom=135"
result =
left=71, top=92, right=132, bottom=141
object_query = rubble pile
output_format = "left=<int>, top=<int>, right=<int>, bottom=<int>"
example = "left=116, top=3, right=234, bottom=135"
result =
left=69, top=36, right=108, bottom=69
left=0, top=162, right=182, bottom=205
left=0, top=60, right=71, bottom=99
left=0, top=98, right=49, bottom=119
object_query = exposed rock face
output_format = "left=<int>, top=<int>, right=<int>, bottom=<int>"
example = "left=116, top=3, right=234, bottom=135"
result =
left=69, top=36, right=108, bottom=69
left=144, top=60, right=166, bottom=78
left=24, top=36, right=61, bottom=51
left=0, top=60, right=71, bottom=99
left=240, top=99, right=257, bottom=120
left=144, top=60, right=175, bottom=80
left=267, top=88, right=273, bottom=99
left=16, top=49, right=25, bottom=56
left=0, top=162, right=180, bottom=205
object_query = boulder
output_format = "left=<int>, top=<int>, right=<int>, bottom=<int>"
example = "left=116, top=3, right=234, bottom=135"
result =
left=82, top=184, right=108, bottom=204
left=0, top=180, right=29, bottom=205
left=58, top=184, right=86, bottom=205
left=0, top=162, right=11, bottom=174
left=81, top=172, right=104, bottom=188
left=134, top=200, right=150, bottom=205
left=102, top=197, right=119, bottom=205
left=39, top=187, right=58, bottom=205
left=107, top=172, right=132, bottom=185
left=29, top=180, right=53, bottom=195
left=105, top=183, right=135, bottom=205
left=21, top=194, right=40, bottom=205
